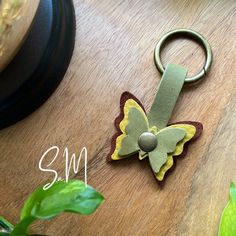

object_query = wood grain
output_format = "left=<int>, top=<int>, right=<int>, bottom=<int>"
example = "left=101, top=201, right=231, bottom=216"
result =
left=0, top=0, right=236, bottom=235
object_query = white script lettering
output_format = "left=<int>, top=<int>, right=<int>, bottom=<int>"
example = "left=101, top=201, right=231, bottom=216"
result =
left=39, top=146, right=87, bottom=190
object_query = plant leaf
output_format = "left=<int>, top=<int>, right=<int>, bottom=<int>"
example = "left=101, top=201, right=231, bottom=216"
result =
left=11, top=180, right=104, bottom=235
left=10, top=217, right=35, bottom=236
left=0, top=216, right=14, bottom=232
left=21, top=180, right=104, bottom=220
left=219, top=182, right=236, bottom=236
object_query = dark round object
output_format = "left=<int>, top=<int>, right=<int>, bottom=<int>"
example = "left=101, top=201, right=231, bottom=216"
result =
left=138, top=132, right=157, bottom=152
left=0, top=0, right=76, bottom=129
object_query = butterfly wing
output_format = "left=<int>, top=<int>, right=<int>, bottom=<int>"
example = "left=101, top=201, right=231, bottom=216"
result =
left=149, top=127, right=186, bottom=173
left=154, top=122, right=203, bottom=181
left=107, top=92, right=148, bottom=161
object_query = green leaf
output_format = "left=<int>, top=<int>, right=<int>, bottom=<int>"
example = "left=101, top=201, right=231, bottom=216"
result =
left=21, top=180, right=104, bottom=220
left=11, top=180, right=104, bottom=235
left=230, top=182, right=236, bottom=203
left=0, top=233, right=10, bottom=236
left=0, top=216, right=14, bottom=233
left=219, top=182, right=236, bottom=236
left=10, top=217, right=35, bottom=236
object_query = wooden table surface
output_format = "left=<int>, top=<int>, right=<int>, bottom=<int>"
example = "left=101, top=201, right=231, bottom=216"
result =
left=1, top=0, right=236, bottom=235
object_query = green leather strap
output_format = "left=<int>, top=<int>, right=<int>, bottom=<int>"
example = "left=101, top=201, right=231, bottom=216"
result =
left=147, top=63, right=187, bottom=130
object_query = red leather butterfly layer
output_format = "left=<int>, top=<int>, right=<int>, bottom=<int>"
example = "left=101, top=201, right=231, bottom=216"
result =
left=107, top=90, right=202, bottom=181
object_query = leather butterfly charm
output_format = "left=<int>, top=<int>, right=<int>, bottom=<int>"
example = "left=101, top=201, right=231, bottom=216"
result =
left=107, top=92, right=202, bottom=181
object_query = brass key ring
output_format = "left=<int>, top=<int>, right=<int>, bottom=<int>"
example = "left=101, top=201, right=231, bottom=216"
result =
left=154, top=29, right=213, bottom=83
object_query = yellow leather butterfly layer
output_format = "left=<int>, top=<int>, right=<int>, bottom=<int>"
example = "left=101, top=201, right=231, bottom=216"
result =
left=107, top=90, right=202, bottom=181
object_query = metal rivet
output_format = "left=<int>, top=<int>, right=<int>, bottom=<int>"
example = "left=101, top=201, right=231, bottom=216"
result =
left=138, top=132, right=157, bottom=152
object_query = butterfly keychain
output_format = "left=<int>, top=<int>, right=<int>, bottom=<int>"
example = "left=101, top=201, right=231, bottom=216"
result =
left=107, top=29, right=213, bottom=181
